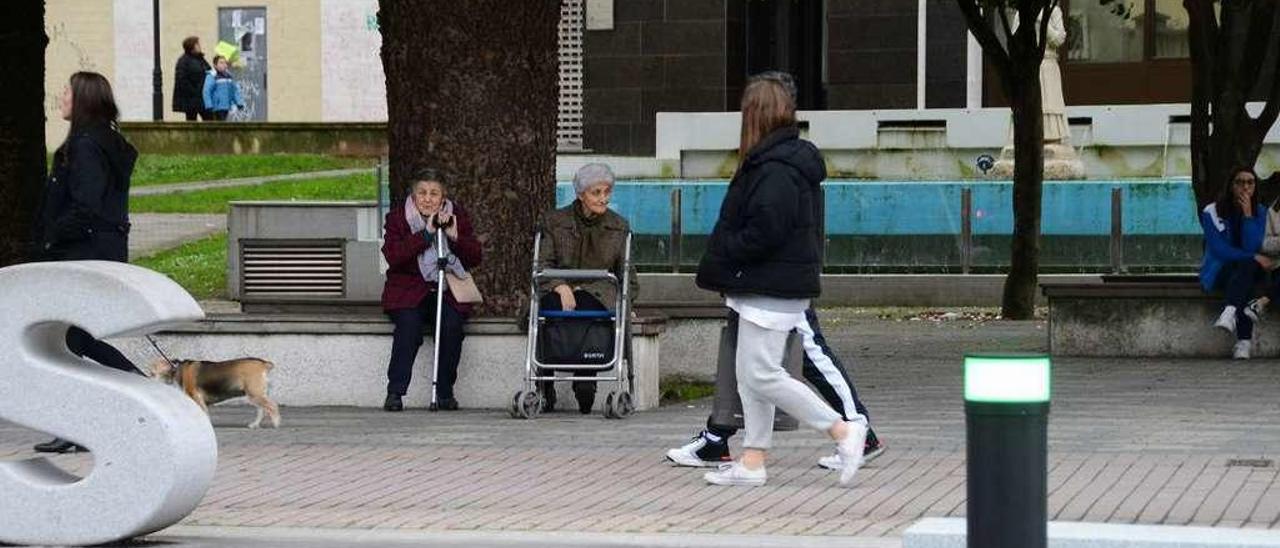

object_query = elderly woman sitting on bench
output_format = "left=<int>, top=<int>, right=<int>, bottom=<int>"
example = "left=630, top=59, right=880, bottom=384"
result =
left=536, top=163, right=638, bottom=413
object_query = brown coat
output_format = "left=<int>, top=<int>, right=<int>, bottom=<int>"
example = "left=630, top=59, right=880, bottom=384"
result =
left=537, top=202, right=639, bottom=307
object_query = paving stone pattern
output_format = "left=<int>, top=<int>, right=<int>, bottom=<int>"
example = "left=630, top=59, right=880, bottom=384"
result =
left=4, top=314, right=1280, bottom=537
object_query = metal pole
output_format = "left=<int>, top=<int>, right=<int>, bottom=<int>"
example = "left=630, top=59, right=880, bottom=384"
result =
left=917, top=0, right=927, bottom=110
left=965, top=354, right=1050, bottom=548
left=670, top=188, right=682, bottom=273
left=1111, top=187, right=1123, bottom=274
left=152, top=0, right=163, bottom=121
left=961, top=187, right=973, bottom=274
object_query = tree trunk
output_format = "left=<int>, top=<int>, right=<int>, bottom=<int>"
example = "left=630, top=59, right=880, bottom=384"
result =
left=0, top=1, right=47, bottom=267
left=378, top=0, right=560, bottom=316
left=1001, top=58, right=1045, bottom=321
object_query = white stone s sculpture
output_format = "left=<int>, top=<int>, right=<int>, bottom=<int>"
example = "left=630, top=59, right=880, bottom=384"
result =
left=0, top=261, right=216, bottom=546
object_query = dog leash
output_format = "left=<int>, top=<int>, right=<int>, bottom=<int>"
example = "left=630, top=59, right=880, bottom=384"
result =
left=145, top=334, right=177, bottom=367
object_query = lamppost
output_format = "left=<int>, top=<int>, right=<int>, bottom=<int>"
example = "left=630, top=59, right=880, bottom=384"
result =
left=964, top=353, right=1051, bottom=548
left=151, top=0, right=162, bottom=121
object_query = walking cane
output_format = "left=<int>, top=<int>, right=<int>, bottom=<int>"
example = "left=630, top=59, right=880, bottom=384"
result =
left=428, top=213, right=454, bottom=412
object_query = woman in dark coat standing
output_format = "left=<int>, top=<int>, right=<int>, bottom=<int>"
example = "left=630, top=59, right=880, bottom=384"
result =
left=381, top=170, right=483, bottom=412
left=173, top=36, right=212, bottom=121
left=30, top=71, right=141, bottom=454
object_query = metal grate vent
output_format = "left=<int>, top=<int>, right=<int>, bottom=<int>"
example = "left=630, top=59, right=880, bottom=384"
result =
left=1226, top=459, right=1273, bottom=468
left=557, top=0, right=585, bottom=152
left=241, top=241, right=344, bottom=298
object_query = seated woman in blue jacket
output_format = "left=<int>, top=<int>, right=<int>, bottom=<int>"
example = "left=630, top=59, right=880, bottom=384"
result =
left=1200, top=167, right=1278, bottom=359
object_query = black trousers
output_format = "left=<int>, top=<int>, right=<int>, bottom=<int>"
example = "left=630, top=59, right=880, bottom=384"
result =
left=1215, top=259, right=1280, bottom=341
left=66, top=326, right=144, bottom=376
left=182, top=109, right=213, bottom=121
left=386, top=294, right=466, bottom=399
left=538, top=290, right=606, bottom=398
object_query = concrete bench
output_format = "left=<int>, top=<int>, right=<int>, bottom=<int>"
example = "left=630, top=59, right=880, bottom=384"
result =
left=107, top=314, right=665, bottom=413
left=1043, top=274, right=1280, bottom=358
left=903, top=517, right=1280, bottom=547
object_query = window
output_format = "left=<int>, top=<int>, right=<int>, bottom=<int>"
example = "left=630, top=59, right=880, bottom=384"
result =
left=1066, top=0, right=1145, bottom=63
left=1153, top=0, right=1190, bottom=59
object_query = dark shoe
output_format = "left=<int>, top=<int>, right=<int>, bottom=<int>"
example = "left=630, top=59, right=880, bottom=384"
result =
left=383, top=393, right=404, bottom=412
left=437, top=397, right=459, bottom=411
left=863, top=436, right=886, bottom=463
left=574, top=384, right=596, bottom=415
left=665, top=430, right=731, bottom=467
left=540, top=381, right=557, bottom=412
left=33, top=438, right=86, bottom=454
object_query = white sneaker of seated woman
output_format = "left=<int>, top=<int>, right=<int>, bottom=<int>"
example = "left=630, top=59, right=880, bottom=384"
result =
left=1234, top=340, right=1252, bottom=360
left=703, top=462, right=766, bottom=487
left=1215, top=306, right=1238, bottom=336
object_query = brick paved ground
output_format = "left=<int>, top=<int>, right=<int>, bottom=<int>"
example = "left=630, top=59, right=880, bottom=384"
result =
left=5, top=309, right=1280, bottom=541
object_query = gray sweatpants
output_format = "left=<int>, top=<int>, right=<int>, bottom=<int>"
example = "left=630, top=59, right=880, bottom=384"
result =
left=735, top=315, right=844, bottom=450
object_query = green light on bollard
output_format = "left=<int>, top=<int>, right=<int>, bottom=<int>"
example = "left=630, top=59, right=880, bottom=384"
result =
left=964, top=354, right=1051, bottom=403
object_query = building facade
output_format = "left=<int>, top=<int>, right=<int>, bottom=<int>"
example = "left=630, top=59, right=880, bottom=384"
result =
left=44, top=0, right=1193, bottom=155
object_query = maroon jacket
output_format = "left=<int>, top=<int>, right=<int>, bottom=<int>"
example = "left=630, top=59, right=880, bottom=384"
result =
left=381, top=198, right=483, bottom=313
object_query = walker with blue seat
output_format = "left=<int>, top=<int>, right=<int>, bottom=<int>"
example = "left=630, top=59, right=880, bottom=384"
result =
left=511, top=230, right=635, bottom=420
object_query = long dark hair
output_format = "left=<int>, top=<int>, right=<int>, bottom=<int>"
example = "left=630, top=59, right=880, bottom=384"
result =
left=66, top=71, right=120, bottom=137
left=1214, top=166, right=1261, bottom=219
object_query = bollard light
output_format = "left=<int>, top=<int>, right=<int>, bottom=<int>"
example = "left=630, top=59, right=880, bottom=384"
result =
left=964, top=353, right=1050, bottom=548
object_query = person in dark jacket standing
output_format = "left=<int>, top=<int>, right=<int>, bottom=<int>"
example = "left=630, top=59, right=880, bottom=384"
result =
left=173, top=36, right=212, bottom=121
left=380, top=170, right=483, bottom=412
left=30, top=71, right=142, bottom=454
left=695, top=72, right=867, bottom=488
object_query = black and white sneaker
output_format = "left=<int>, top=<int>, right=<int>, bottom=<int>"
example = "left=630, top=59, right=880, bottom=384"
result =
left=665, top=430, right=731, bottom=468
left=1245, top=299, right=1268, bottom=323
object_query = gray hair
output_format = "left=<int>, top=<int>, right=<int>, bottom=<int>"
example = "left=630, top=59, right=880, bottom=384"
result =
left=573, top=163, right=615, bottom=195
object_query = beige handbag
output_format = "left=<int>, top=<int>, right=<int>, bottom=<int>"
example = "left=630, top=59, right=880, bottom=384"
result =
left=446, top=272, right=484, bottom=304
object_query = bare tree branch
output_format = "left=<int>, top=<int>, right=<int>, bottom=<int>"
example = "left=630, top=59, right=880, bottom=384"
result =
left=1253, top=1, right=1280, bottom=133
left=998, top=4, right=1015, bottom=47
left=955, top=0, right=1012, bottom=76
left=1036, top=0, right=1059, bottom=59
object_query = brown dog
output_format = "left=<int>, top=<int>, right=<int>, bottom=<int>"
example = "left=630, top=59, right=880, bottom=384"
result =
left=149, top=357, right=281, bottom=429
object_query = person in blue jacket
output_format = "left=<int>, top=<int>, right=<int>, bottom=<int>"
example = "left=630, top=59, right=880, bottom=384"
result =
left=202, top=55, right=243, bottom=121
left=1200, top=167, right=1277, bottom=359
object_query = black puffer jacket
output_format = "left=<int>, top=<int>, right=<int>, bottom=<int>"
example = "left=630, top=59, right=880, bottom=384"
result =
left=32, top=124, right=138, bottom=262
left=696, top=126, right=824, bottom=299
left=172, top=52, right=210, bottom=113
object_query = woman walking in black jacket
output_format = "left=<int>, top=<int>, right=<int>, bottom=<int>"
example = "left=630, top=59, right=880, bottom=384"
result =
left=696, top=72, right=867, bottom=488
left=30, top=71, right=142, bottom=454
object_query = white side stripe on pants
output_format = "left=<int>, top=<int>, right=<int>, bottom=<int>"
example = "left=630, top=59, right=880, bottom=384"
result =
left=795, top=316, right=859, bottom=421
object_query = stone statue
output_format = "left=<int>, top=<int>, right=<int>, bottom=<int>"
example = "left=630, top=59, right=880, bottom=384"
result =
left=993, top=5, right=1086, bottom=179
left=0, top=261, right=216, bottom=546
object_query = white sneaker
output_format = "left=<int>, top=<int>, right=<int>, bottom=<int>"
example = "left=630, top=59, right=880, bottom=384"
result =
left=836, top=421, right=868, bottom=486
left=1234, top=340, right=1252, bottom=360
left=1246, top=299, right=1268, bottom=323
left=665, top=431, right=731, bottom=468
left=703, top=461, right=766, bottom=486
left=819, top=438, right=885, bottom=471
left=1215, top=305, right=1238, bottom=335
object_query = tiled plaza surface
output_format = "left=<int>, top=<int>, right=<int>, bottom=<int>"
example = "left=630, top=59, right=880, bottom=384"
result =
left=5, top=310, right=1280, bottom=541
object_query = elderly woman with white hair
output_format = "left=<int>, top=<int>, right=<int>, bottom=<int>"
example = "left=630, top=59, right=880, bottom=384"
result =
left=536, top=163, right=639, bottom=413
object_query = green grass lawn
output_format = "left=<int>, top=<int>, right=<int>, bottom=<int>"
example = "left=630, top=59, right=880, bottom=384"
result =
left=133, top=233, right=228, bottom=301
left=130, top=173, right=378, bottom=214
left=131, top=154, right=374, bottom=187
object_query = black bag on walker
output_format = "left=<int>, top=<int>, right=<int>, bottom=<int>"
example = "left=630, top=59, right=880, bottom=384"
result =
left=537, top=310, right=615, bottom=365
